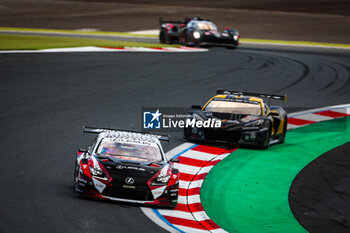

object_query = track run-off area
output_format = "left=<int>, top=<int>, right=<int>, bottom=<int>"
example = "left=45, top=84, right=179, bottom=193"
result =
left=142, top=105, right=350, bottom=233
left=201, top=106, right=350, bottom=233
left=1, top=45, right=350, bottom=233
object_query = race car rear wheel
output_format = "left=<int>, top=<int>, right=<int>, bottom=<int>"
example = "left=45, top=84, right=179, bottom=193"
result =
left=159, top=30, right=166, bottom=44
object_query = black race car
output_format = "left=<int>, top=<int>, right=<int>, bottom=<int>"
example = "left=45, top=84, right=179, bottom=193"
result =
left=159, top=16, right=239, bottom=48
left=74, top=127, right=179, bottom=207
left=184, top=90, right=288, bottom=148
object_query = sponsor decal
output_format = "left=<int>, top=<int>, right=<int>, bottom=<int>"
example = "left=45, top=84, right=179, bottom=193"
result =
left=92, top=177, right=106, bottom=193
left=116, top=165, right=145, bottom=171
left=123, top=185, right=136, bottom=189
left=151, top=186, right=167, bottom=199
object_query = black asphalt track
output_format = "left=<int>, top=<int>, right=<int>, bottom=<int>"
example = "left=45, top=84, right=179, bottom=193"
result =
left=289, top=142, right=350, bottom=233
left=1, top=47, right=350, bottom=233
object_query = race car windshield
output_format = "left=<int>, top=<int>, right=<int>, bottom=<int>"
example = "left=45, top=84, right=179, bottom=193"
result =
left=196, top=22, right=217, bottom=31
left=96, top=140, right=163, bottom=162
left=205, top=100, right=262, bottom=115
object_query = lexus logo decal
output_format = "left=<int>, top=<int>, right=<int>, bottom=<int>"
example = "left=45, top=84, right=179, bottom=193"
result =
left=125, top=177, right=135, bottom=185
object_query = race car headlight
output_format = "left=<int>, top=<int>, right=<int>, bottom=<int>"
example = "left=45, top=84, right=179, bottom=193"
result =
left=233, top=35, right=238, bottom=41
left=151, top=165, right=170, bottom=186
left=193, top=31, right=201, bottom=39
left=156, top=175, right=170, bottom=183
left=89, top=160, right=103, bottom=176
left=90, top=166, right=103, bottom=176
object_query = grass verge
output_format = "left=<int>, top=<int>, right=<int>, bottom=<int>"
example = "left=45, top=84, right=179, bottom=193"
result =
left=1, top=27, right=349, bottom=49
left=0, top=33, right=177, bottom=50
left=201, top=117, right=350, bottom=233
left=240, top=38, right=350, bottom=48
left=0, top=27, right=157, bottom=38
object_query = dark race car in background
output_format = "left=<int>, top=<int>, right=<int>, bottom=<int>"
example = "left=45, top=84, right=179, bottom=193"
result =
left=184, top=90, right=288, bottom=149
left=74, top=127, right=179, bottom=207
left=159, top=16, right=239, bottom=48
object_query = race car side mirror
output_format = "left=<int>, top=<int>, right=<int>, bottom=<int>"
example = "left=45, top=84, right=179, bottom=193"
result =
left=191, top=105, right=202, bottom=110
left=78, top=148, right=88, bottom=153
left=170, top=158, right=179, bottom=163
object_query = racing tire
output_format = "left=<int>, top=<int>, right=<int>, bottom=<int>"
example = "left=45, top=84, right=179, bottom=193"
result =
left=279, top=116, right=288, bottom=144
left=261, top=122, right=272, bottom=149
left=225, top=46, right=236, bottom=50
left=159, top=30, right=166, bottom=44
left=183, top=126, right=192, bottom=141
left=183, top=34, right=188, bottom=46
left=73, top=161, right=82, bottom=198
left=183, top=32, right=192, bottom=47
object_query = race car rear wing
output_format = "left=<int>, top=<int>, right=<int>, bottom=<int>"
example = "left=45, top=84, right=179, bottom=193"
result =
left=83, top=126, right=170, bottom=142
left=159, top=17, right=184, bottom=25
left=216, top=89, right=287, bottom=102
left=159, top=16, right=207, bottom=25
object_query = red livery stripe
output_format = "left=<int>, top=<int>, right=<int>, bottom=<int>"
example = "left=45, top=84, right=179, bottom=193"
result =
left=314, top=110, right=349, bottom=118
left=288, top=117, right=315, bottom=125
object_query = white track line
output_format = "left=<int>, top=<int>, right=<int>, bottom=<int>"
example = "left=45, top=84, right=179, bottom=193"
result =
left=0, top=46, right=208, bottom=53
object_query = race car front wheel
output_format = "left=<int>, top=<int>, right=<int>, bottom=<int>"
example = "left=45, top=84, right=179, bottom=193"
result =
left=261, top=122, right=272, bottom=149
left=73, top=161, right=82, bottom=198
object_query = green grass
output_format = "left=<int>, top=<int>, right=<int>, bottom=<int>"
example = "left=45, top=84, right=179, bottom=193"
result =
left=0, top=27, right=158, bottom=38
left=240, top=38, right=350, bottom=48
left=1, top=26, right=350, bottom=49
left=0, top=33, right=176, bottom=50
left=201, top=117, right=350, bottom=233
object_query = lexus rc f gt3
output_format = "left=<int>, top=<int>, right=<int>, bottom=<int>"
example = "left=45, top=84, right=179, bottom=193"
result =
left=159, top=16, right=239, bottom=48
left=184, top=90, right=288, bottom=148
left=74, top=127, right=179, bottom=207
